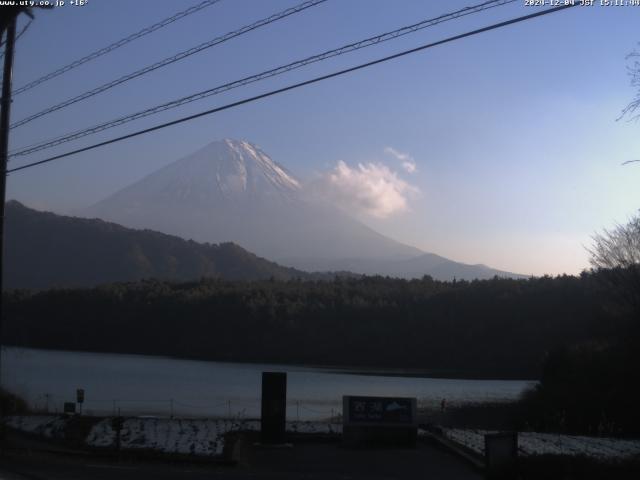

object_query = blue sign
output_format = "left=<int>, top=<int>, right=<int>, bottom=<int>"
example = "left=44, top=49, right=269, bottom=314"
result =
left=343, top=396, right=416, bottom=426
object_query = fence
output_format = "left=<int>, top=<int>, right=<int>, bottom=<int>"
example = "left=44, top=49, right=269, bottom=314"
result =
left=29, top=392, right=465, bottom=424
left=30, top=393, right=342, bottom=422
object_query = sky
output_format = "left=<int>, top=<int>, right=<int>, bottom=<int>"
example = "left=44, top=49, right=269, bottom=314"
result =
left=4, top=0, right=640, bottom=276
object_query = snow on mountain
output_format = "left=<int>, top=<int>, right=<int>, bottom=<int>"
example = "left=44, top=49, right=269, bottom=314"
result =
left=84, top=139, right=422, bottom=264
left=83, top=138, right=522, bottom=280
left=105, top=139, right=300, bottom=208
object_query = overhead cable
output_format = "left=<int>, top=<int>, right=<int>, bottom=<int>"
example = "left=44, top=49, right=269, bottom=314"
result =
left=12, top=0, right=224, bottom=95
left=10, top=0, right=327, bottom=129
left=7, top=4, right=576, bottom=174
left=10, top=0, right=514, bottom=158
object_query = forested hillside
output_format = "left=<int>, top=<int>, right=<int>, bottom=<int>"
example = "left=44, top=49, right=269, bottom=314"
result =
left=4, top=201, right=315, bottom=288
left=3, top=273, right=616, bottom=379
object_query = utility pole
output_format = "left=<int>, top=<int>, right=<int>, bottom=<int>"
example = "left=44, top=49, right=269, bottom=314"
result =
left=0, top=5, right=44, bottom=406
left=0, top=10, right=19, bottom=401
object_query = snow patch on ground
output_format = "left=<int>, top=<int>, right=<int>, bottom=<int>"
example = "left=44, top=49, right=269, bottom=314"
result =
left=6, top=416, right=342, bottom=458
left=87, top=418, right=261, bottom=456
left=4, top=415, right=67, bottom=440
left=442, top=428, right=640, bottom=461
left=86, top=418, right=342, bottom=456
left=10, top=415, right=638, bottom=462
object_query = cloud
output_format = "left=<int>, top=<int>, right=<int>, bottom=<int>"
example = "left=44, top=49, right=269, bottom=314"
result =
left=384, top=147, right=417, bottom=174
left=315, top=160, right=419, bottom=218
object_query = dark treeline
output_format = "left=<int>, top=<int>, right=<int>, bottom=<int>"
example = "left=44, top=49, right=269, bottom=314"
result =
left=4, top=200, right=324, bottom=289
left=3, top=272, right=619, bottom=379
left=519, top=338, right=640, bottom=435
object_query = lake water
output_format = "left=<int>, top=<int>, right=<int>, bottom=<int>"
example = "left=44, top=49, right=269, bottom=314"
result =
left=3, top=347, right=536, bottom=420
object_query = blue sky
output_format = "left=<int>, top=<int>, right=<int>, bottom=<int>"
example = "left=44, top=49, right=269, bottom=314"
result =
left=5, top=0, right=640, bottom=275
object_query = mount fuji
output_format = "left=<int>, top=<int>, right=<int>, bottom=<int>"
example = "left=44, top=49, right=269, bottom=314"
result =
left=84, top=139, right=522, bottom=280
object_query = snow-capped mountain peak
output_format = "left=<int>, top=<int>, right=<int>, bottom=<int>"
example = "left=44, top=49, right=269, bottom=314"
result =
left=209, top=138, right=301, bottom=198
left=84, top=138, right=423, bottom=266
left=123, top=138, right=301, bottom=204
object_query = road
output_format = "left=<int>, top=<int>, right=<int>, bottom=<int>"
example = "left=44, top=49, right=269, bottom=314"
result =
left=0, top=441, right=482, bottom=480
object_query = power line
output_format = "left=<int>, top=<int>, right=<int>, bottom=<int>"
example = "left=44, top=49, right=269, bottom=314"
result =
left=12, top=0, right=224, bottom=95
left=10, top=0, right=327, bottom=129
left=15, top=19, right=32, bottom=42
left=10, top=0, right=516, bottom=159
left=0, top=19, right=32, bottom=60
left=7, top=4, right=577, bottom=175
left=1, top=19, right=32, bottom=46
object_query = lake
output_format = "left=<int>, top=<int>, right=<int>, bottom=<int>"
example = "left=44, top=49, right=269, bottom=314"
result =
left=3, top=347, right=536, bottom=420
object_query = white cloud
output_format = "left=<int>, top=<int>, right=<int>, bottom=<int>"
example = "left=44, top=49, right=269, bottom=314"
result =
left=384, top=147, right=417, bottom=174
left=315, top=161, right=419, bottom=218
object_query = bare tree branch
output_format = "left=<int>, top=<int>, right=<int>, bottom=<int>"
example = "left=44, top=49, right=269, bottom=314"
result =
left=587, top=212, right=640, bottom=313
left=619, top=47, right=640, bottom=121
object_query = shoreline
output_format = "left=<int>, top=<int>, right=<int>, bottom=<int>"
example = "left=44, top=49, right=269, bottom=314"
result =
left=1, top=344, right=538, bottom=382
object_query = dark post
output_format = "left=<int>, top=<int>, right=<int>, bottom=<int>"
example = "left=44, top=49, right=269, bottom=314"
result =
left=112, top=416, right=124, bottom=453
left=261, top=372, right=287, bottom=444
left=484, top=432, right=518, bottom=480
left=76, top=388, right=84, bottom=415
left=0, top=13, right=17, bottom=400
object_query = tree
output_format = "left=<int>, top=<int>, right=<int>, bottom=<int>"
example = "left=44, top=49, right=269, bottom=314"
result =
left=620, top=46, right=640, bottom=121
left=588, top=211, right=640, bottom=315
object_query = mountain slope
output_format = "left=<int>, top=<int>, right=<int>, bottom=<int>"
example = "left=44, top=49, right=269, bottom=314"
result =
left=82, top=138, right=523, bottom=280
left=84, top=139, right=423, bottom=262
left=3, top=201, right=315, bottom=289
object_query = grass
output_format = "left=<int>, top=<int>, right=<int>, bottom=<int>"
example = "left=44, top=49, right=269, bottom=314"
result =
left=0, top=388, right=29, bottom=415
left=419, top=401, right=521, bottom=430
